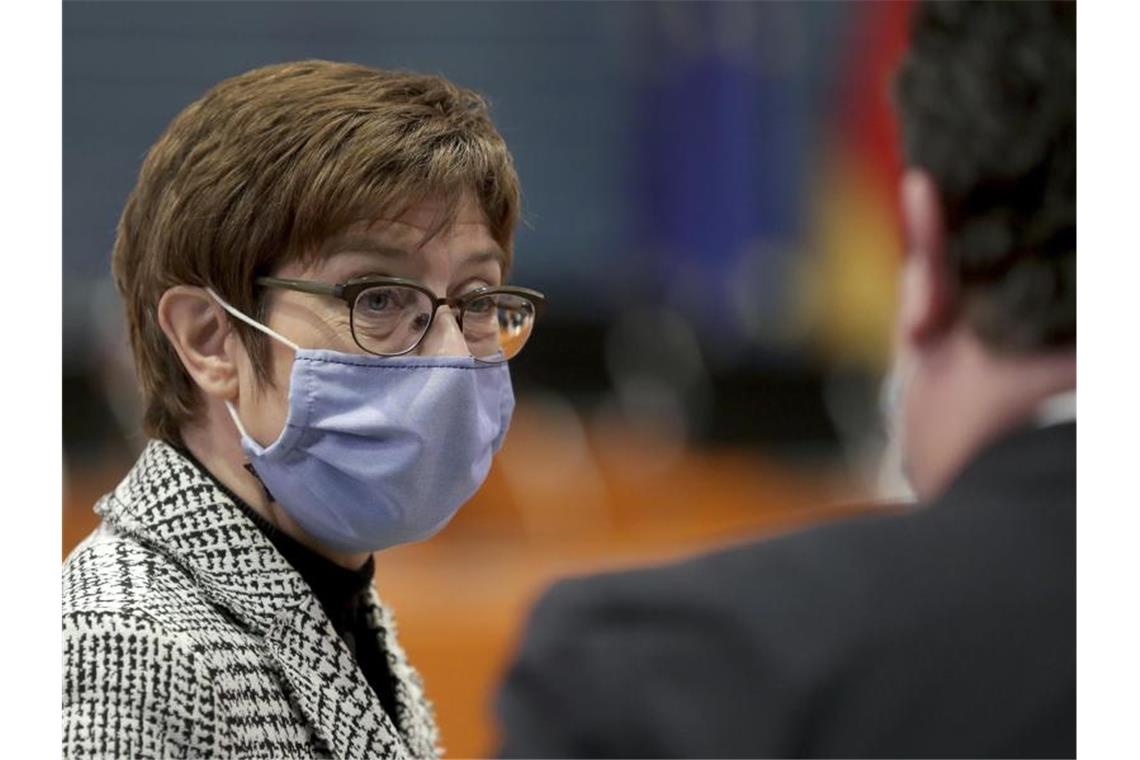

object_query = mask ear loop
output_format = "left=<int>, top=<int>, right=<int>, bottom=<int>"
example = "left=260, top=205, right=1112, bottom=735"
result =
left=204, top=286, right=291, bottom=505
left=205, top=285, right=300, bottom=429
left=205, top=286, right=301, bottom=352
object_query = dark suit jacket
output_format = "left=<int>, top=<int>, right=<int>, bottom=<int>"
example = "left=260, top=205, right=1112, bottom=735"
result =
left=496, top=422, right=1075, bottom=758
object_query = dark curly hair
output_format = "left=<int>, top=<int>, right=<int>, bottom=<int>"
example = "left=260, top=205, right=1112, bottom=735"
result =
left=894, top=1, right=1075, bottom=353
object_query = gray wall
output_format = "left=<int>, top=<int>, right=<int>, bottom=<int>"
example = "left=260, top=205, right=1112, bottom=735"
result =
left=64, top=1, right=639, bottom=351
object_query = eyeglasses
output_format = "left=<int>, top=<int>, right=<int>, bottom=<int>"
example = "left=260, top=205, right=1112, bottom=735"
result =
left=256, top=275, right=545, bottom=363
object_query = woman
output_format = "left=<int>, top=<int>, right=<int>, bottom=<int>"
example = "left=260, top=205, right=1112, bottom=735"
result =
left=62, top=60, right=543, bottom=759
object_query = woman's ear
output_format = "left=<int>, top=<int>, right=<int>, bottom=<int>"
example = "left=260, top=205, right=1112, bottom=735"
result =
left=897, top=168, right=955, bottom=347
left=157, top=286, right=240, bottom=401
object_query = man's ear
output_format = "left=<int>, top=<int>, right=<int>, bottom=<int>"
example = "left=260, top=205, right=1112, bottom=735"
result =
left=157, top=286, right=240, bottom=401
left=897, top=168, right=955, bottom=346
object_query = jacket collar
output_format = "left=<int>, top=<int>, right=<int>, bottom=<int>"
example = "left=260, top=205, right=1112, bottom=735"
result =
left=937, top=419, right=1076, bottom=513
left=98, top=440, right=439, bottom=758
left=98, top=439, right=306, bottom=634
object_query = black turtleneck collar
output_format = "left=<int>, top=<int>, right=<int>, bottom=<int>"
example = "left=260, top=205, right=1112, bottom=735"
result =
left=171, top=443, right=401, bottom=724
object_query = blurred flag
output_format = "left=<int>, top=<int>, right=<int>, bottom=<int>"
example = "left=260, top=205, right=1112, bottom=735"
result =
left=631, top=2, right=817, bottom=357
left=796, top=0, right=913, bottom=373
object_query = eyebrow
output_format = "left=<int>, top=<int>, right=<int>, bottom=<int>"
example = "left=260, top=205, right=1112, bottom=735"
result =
left=462, top=250, right=506, bottom=267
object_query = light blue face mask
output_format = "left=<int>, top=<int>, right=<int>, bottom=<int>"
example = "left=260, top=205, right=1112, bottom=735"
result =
left=207, top=288, right=515, bottom=554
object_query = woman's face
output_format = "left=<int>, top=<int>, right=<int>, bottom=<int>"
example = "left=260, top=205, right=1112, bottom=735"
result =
left=229, top=193, right=506, bottom=449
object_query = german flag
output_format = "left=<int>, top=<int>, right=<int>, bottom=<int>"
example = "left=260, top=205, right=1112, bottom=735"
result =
left=796, top=0, right=913, bottom=373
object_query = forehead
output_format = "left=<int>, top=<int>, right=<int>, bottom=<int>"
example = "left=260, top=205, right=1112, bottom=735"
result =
left=338, top=193, right=497, bottom=250
left=288, top=193, right=505, bottom=280
left=391, top=193, right=491, bottom=234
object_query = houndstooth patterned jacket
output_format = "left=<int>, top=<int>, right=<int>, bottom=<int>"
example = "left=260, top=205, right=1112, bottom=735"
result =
left=62, top=440, right=441, bottom=759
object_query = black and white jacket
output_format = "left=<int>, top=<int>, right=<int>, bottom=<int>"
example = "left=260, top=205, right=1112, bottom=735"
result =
left=62, top=440, right=440, bottom=759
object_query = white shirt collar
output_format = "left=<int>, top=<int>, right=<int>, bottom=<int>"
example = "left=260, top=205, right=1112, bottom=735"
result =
left=1035, top=389, right=1077, bottom=428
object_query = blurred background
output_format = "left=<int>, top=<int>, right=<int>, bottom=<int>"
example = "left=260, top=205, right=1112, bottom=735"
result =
left=63, top=1, right=911, bottom=755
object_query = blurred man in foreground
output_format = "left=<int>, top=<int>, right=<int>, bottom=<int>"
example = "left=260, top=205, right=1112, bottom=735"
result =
left=496, top=2, right=1075, bottom=757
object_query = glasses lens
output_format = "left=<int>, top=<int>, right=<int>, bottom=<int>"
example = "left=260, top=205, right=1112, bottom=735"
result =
left=351, top=285, right=434, bottom=355
left=462, top=293, right=536, bottom=361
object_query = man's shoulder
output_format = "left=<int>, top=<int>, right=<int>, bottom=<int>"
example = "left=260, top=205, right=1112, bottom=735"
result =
left=500, top=426, right=1076, bottom=757
left=499, top=511, right=932, bottom=757
left=539, top=508, right=921, bottom=641
left=545, top=420, right=1076, bottom=636
left=532, top=483, right=1065, bottom=662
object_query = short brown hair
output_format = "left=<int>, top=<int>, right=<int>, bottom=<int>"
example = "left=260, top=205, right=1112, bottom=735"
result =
left=112, top=60, right=521, bottom=443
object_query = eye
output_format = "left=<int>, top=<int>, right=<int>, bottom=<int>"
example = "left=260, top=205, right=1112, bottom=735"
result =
left=465, top=296, right=495, bottom=314
left=361, top=288, right=404, bottom=313
left=353, top=285, right=425, bottom=325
